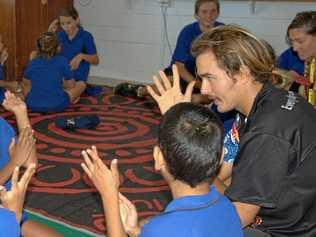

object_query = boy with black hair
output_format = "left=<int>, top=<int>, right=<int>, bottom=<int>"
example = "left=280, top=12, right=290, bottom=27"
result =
left=81, top=102, right=242, bottom=237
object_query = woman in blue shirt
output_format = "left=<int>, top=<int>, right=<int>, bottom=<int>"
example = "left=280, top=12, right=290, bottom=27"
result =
left=22, top=32, right=84, bottom=112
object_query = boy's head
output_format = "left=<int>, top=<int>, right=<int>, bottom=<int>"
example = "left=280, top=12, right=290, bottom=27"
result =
left=155, top=103, right=223, bottom=188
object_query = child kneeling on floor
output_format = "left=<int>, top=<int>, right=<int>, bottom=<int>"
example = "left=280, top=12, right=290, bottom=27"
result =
left=81, top=102, right=243, bottom=237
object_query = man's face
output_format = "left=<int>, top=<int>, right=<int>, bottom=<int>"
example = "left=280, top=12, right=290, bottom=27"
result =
left=197, top=50, right=239, bottom=113
left=196, top=2, right=219, bottom=28
left=289, top=28, right=316, bottom=60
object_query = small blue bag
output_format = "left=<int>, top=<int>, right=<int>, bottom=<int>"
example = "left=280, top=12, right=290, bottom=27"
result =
left=55, top=115, right=100, bottom=130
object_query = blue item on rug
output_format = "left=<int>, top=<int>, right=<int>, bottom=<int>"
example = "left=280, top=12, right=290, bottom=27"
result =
left=55, top=115, right=100, bottom=130
left=85, top=85, right=103, bottom=96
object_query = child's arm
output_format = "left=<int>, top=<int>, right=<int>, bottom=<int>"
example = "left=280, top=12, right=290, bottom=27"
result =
left=69, top=53, right=99, bottom=71
left=2, top=91, right=37, bottom=168
left=21, top=78, right=31, bottom=96
left=81, top=146, right=129, bottom=237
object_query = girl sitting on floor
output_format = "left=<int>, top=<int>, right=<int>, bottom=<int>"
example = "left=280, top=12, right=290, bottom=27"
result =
left=22, top=32, right=85, bottom=112
left=49, top=7, right=99, bottom=93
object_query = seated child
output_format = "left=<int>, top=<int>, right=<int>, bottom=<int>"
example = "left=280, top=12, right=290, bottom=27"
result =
left=49, top=7, right=99, bottom=86
left=1, top=91, right=63, bottom=237
left=81, top=102, right=243, bottom=237
left=22, top=32, right=85, bottom=112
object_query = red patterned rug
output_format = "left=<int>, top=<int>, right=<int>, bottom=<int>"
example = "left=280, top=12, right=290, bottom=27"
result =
left=1, top=89, right=172, bottom=235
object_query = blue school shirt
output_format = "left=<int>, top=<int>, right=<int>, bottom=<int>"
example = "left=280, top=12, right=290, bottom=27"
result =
left=57, top=27, right=97, bottom=82
left=0, top=117, right=15, bottom=174
left=170, top=21, right=224, bottom=75
left=0, top=65, right=5, bottom=103
left=139, top=186, right=242, bottom=237
left=0, top=118, right=28, bottom=227
left=277, top=47, right=304, bottom=76
left=0, top=208, right=20, bottom=237
left=24, top=55, right=72, bottom=112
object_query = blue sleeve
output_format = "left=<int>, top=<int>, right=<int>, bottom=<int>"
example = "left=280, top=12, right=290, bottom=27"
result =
left=172, top=27, right=192, bottom=64
left=277, top=48, right=292, bottom=71
left=0, top=208, right=21, bottom=237
left=83, top=32, right=97, bottom=55
left=0, top=117, right=16, bottom=189
left=277, top=48, right=305, bottom=75
left=23, top=61, right=34, bottom=80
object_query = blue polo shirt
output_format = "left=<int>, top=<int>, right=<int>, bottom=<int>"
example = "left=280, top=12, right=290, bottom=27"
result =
left=24, top=55, right=72, bottom=112
left=57, top=27, right=97, bottom=82
left=0, top=117, right=15, bottom=172
left=0, top=65, right=5, bottom=103
left=139, top=186, right=242, bottom=237
left=0, top=208, right=20, bottom=237
left=170, top=21, right=224, bottom=75
left=277, top=47, right=304, bottom=76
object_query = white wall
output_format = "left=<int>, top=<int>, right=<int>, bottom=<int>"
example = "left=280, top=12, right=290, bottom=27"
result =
left=74, top=0, right=316, bottom=84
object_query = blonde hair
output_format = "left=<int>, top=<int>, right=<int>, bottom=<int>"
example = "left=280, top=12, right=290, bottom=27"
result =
left=36, top=32, right=59, bottom=59
left=191, top=24, right=282, bottom=85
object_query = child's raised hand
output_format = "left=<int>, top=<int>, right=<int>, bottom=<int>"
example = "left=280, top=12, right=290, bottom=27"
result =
left=81, top=146, right=120, bottom=200
left=0, top=163, right=36, bottom=222
left=147, top=64, right=194, bottom=115
left=48, top=19, right=60, bottom=33
left=2, top=91, right=26, bottom=114
left=9, top=127, right=36, bottom=167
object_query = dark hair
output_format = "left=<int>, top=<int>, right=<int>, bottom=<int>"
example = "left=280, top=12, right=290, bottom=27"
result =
left=158, top=103, right=223, bottom=187
left=194, top=0, right=220, bottom=15
left=191, top=24, right=283, bottom=84
left=286, top=11, right=316, bottom=45
left=59, top=7, right=79, bottom=20
left=36, top=32, right=59, bottom=59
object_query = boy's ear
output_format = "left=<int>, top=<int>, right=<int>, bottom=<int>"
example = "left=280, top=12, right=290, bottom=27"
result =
left=153, top=146, right=166, bottom=171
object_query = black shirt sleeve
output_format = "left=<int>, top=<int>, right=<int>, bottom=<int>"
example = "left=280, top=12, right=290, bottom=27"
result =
left=225, top=132, right=291, bottom=208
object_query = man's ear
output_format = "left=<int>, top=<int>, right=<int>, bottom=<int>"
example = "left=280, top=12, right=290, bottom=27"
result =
left=153, top=146, right=166, bottom=171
